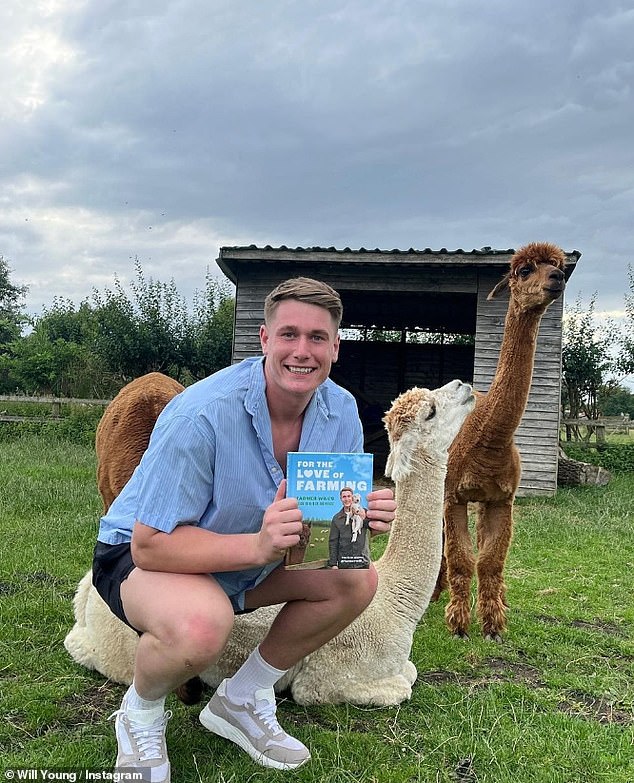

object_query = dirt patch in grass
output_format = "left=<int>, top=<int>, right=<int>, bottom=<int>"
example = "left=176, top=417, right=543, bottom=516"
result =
left=569, top=618, right=628, bottom=637
left=558, top=690, right=633, bottom=725
left=450, top=756, right=478, bottom=782
left=7, top=682, right=124, bottom=740
left=536, top=614, right=628, bottom=638
left=1, top=570, right=76, bottom=601
left=283, top=709, right=379, bottom=734
left=1, top=571, right=67, bottom=595
left=6, top=682, right=121, bottom=739
left=23, top=570, right=65, bottom=585
left=0, top=580, right=19, bottom=595
left=58, top=682, right=122, bottom=725
left=420, top=657, right=633, bottom=726
left=419, top=656, right=545, bottom=690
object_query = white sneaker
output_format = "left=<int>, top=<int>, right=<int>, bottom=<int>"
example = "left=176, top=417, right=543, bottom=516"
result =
left=109, top=699, right=171, bottom=783
left=199, top=679, right=310, bottom=770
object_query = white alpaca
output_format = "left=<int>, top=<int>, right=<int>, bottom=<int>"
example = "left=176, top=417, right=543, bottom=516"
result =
left=65, top=379, right=474, bottom=706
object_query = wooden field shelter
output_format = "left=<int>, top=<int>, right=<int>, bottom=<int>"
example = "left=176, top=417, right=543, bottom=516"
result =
left=217, top=245, right=580, bottom=496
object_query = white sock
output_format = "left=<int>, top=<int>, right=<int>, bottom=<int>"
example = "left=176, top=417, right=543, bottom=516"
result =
left=224, top=646, right=287, bottom=706
left=123, top=683, right=166, bottom=726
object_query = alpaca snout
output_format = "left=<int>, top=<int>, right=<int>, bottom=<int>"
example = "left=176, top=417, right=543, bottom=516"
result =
left=440, top=379, right=466, bottom=395
left=441, top=379, right=474, bottom=402
left=544, top=266, right=566, bottom=296
left=456, top=382, right=475, bottom=409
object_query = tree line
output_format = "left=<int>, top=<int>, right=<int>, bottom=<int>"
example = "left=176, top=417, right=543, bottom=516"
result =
left=0, top=258, right=234, bottom=398
left=1, top=255, right=634, bottom=416
left=562, top=269, right=634, bottom=419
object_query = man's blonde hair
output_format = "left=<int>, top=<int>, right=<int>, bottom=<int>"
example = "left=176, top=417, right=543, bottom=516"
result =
left=264, top=277, right=343, bottom=328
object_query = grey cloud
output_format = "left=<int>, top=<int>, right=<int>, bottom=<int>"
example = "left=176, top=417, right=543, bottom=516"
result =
left=1, top=0, right=633, bottom=323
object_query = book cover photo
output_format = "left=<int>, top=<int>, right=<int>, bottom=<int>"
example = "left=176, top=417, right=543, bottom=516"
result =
left=285, top=451, right=374, bottom=570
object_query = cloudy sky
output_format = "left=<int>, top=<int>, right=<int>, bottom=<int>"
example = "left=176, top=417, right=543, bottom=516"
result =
left=2, top=0, right=633, bottom=325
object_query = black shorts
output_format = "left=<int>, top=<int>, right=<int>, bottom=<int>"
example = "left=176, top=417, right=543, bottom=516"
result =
left=92, top=541, right=140, bottom=632
left=92, top=541, right=257, bottom=632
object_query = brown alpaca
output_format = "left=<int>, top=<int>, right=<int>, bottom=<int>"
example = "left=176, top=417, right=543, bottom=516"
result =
left=439, top=242, right=567, bottom=641
left=95, top=372, right=184, bottom=512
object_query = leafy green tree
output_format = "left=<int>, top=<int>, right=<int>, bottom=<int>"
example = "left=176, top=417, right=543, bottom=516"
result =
left=0, top=257, right=28, bottom=348
left=4, top=331, right=88, bottom=396
left=616, top=264, right=634, bottom=380
left=91, top=281, right=140, bottom=382
left=184, top=273, right=234, bottom=380
left=37, top=298, right=98, bottom=344
left=91, top=261, right=194, bottom=382
left=598, top=384, right=634, bottom=418
left=561, top=294, right=616, bottom=420
left=1, top=298, right=114, bottom=397
left=1, top=260, right=235, bottom=396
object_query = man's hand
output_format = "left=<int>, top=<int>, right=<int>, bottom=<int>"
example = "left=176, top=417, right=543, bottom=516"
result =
left=257, top=479, right=304, bottom=563
left=366, top=487, right=396, bottom=536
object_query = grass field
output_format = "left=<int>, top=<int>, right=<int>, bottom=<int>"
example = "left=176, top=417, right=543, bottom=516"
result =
left=1, top=433, right=633, bottom=783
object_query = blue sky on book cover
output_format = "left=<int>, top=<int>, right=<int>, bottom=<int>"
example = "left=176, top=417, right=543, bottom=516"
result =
left=286, top=452, right=374, bottom=524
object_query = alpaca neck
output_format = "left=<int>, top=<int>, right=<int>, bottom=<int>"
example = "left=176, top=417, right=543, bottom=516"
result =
left=477, top=302, right=544, bottom=446
left=376, top=454, right=446, bottom=620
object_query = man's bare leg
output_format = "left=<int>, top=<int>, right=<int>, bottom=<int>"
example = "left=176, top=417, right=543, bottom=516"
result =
left=110, top=570, right=234, bottom=781
left=121, top=569, right=235, bottom=698
left=199, top=565, right=377, bottom=770
left=245, top=564, right=378, bottom=668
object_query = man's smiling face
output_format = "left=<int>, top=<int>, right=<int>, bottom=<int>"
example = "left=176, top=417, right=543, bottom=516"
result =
left=260, top=299, right=340, bottom=405
left=340, top=489, right=354, bottom=509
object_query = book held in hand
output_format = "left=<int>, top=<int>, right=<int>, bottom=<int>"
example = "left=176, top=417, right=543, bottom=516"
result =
left=285, top=452, right=374, bottom=570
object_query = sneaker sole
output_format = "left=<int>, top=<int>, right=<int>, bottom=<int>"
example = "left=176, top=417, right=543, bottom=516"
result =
left=199, top=706, right=310, bottom=771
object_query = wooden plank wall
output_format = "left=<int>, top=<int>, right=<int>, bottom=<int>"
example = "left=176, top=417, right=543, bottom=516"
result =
left=473, top=272, right=564, bottom=497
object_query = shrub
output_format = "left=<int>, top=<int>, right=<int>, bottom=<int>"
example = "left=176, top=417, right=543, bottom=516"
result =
left=562, top=443, right=634, bottom=473
left=0, top=403, right=102, bottom=446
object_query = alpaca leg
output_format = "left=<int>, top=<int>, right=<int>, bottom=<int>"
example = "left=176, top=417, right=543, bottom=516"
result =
left=444, top=502, right=475, bottom=638
left=475, top=504, right=509, bottom=608
left=474, top=502, right=508, bottom=605
left=430, top=531, right=448, bottom=602
left=475, top=502, right=513, bottom=641
left=403, top=659, right=418, bottom=686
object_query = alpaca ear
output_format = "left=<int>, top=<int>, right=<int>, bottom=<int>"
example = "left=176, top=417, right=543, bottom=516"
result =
left=385, top=439, right=408, bottom=481
left=487, top=272, right=510, bottom=300
left=385, top=450, right=395, bottom=479
left=384, top=427, right=418, bottom=482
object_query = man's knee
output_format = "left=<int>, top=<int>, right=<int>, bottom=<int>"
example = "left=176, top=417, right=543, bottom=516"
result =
left=336, top=566, right=378, bottom=611
left=171, top=604, right=234, bottom=669
left=362, top=565, right=379, bottom=605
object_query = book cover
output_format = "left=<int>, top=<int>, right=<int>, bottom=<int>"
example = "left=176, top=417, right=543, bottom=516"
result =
left=285, top=452, right=374, bottom=570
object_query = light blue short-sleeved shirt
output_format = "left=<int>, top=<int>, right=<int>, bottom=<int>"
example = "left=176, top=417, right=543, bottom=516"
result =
left=97, top=357, right=364, bottom=605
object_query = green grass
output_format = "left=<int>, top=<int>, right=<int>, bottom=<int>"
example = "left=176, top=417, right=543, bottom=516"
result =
left=1, top=433, right=633, bottom=782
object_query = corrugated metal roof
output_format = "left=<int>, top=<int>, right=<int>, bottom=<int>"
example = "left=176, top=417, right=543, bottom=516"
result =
left=221, top=244, right=581, bottom=257
left=218, top=244, right=581, bottom=283
left=222, top=244, right=519, bottom=255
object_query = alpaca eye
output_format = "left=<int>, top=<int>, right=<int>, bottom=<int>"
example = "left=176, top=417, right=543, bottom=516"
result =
left=518, top=266, right=532, bottom=278
left=425, top=405, right=436, bottom=421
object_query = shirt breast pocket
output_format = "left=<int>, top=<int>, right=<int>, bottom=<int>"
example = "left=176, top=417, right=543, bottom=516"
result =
left=207, top=502, right=265, bottom=534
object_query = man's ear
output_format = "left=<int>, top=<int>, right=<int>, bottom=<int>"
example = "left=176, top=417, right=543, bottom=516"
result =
left=332, top=333, right=340, bottom=362
left=259, top=323, right=268, bottom=354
